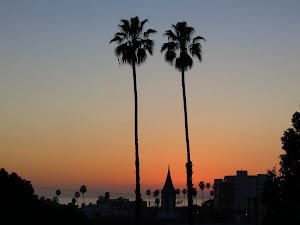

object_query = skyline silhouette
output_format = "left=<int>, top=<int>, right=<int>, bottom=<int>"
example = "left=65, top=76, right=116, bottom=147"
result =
left=1, top=1, right=300, bottom=196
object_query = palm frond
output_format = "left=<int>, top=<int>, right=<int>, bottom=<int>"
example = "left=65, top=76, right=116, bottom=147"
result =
left=161, top=41, right=178, bottom=53
left=143, top=29, right=157, bottom=38
left=164, top=50, right=176, bottom=65
left=164, top=30, right=177, bottom=42
left=110, top=36, right=123, bottom=44
left=192, top=36, right=206, bottom=43
left=140, top=19, right=149, bottom=29
left=189, top=43, right=202, bottom=61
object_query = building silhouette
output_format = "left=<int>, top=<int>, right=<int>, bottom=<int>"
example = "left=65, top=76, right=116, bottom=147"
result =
left=214, top=170, right=267, bottom=224
left=161, top=167, right=176, bottom=212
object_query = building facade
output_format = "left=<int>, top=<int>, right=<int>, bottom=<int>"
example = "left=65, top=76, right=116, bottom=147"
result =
left=214, top=170, right=267, bottom=212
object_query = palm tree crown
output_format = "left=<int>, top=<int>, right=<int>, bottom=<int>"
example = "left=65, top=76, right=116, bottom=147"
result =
left=161, top=21, right=205, bottom=72
left=110, top=16, right=156, bottom=66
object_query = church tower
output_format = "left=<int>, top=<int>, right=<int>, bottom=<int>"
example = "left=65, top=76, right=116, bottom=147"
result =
left=161, top=167, right=176, bottom=212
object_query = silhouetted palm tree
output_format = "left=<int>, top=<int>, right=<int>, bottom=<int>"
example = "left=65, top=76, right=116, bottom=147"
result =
left=161, top=21, right=205, bottom=225
left=56, top=189, right=61, bottom=203
left=176, top=189, right=180, bottom=206
left=192, top=188, right=197, bottom=205
left=155, top=197, right=160, bottom=208
left=182, top=188, right=187, bottom=206
left=71, top=197, right=76, bottom=205
left=146, top=189, right=151, bottom=207
left=110, top=17, right=156, bottom=225
left=199, top=181, right=205, bottom=204
left=210, top=190, right=214, bottom=199
left=75, top=191, right=80, bottom=206
left=153, top=189, right=160, bottom=206
left=80, top=185, right=87, bottom=205
left=206, top=183, right=211, bottom=198
left=104, top=192, right=110, bottom=200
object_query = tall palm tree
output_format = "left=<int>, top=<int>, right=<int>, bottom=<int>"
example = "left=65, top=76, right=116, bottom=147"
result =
left=199, top=181, right=205, bottom=204
left=161, top=21, right=205, bottom=225
left=146, top=189, right=151, bottom=207
left=182, top=188, right=187, bottom=206
left=55, top=189, right=61, bottom=203
left=80, top=185, right=87, bottom=205
left=110, top=16, right=156, bottom=225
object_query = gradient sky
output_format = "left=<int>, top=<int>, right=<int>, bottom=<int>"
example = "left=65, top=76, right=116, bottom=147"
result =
left=1, top=0, right=300, bottom=196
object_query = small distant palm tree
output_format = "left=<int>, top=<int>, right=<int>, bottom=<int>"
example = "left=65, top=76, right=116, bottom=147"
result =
left=110, top=16, right=156, bottom=225
left=206, top=183, right=211, bottom=199
left=105, top=192, right=110, bottom=200
left=153, top=189, right=160, bottom=199
left=146, top=189, right=151, bottom=207
left=161, top=21, right=205, bottom=225
left=155, top=197, right=160, bottom=208
left=80, top=185, right=87, bottom=205
left=210, top=190, right=214, bottom=200
left=75, top=191, right=80, bottom=206
left=176, top=189, right=180, bottom=206
left=52, top=196, right=58, bottom=203
left=199, top=181, right=205, bottom=204
left=71, top=197, right=76, bottom=205
left=56, top=189, right=61, bottom=203
left=182, top=188, right=187, bottom=206
left=192, top=188, right=198, bottom=205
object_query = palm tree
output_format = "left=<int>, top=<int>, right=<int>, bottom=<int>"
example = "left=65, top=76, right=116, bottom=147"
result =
left=71, top=197, right=76, bottom=205
left=199, top=181, right=205, bottom=204
left=182, top=188, right=187, bottom=206
left=75, top=191, right=80, bottom=206
left=55, top=189, right=61, bottom=203
left=80, top=185, right=87, bottom=205
left=176, top=189, right=180, bottom=206
left=192, top=188, right=197, bottom=205
left=110, top=17, right=156, bottom=225
left=161, top=21, right=205, bottom=225
left=205, top=183, right=211, bottom=199
left=146, top=189, right=151, bottom=207
left=210, top=190, right=214, bottom=199
left=104, top=192, right=110, bottom=200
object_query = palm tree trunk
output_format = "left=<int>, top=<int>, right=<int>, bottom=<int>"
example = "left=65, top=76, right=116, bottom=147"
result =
left=132, top=62, right=141, bottom=225
left=181, top=69, right=194, bottom=225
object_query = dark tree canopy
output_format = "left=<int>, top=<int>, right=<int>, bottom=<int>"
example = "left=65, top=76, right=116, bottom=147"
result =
left=262, top=112, right=300, bottom=224
left=0, top=168, right=90, bottom=225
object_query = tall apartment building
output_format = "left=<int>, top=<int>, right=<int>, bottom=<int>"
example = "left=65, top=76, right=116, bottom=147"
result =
left=214, top=170, right=267, bottom=212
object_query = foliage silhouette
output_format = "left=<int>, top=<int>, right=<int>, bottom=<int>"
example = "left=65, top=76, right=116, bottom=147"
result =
left=161, top=21, right=205, bottom=225
left=262, top=112, right=300, bottom=224
left=0, top=168, right=90, bottom=225
left=110, top=16, right=156, bottom=225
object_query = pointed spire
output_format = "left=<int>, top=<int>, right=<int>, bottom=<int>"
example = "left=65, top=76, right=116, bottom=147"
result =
left=162, top=166, right=176, bottom=193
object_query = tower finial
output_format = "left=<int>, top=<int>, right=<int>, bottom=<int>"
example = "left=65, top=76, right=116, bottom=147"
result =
left=168, top=164, right=170, bottom=172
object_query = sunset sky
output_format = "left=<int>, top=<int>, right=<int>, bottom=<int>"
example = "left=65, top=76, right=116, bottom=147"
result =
left=1, top=1, right=300, bottom=197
